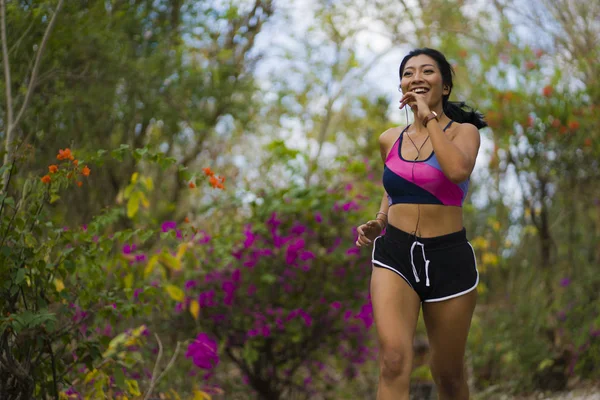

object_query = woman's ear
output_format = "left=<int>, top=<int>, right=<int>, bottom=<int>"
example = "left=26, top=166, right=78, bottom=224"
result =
left=443, top=85, right=451, bottom=95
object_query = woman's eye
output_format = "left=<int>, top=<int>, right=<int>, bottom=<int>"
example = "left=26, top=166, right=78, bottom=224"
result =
left=424, top=70, right=434, bottom=74
left=403, top=72, right=412, bottom=77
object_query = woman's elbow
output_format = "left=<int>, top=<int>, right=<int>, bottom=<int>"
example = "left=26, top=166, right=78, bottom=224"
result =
left=446, top=166, right=471, bottom=184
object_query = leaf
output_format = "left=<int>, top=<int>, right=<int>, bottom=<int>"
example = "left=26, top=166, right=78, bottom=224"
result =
left=143, top=177, right=153, bottom=190
left=160, top=252, right=181, bottom=271
left=175, top=243, right=188, bottom=260
left=54, top=278, right=65, bottom=293
left=126, top=192, right=140, bottom=218
left=260, top=274, right=276, bottom=284
left=190, top=299, right=200, bottom=320
left=15, top=268, right=26, bottom=285
left=113, top=365, right=126, bottom=388
left=84, top=368, right=99, bottom=384
left=193, top=389, right=212, bottom=400
left=144, top=255, right=160, bottom=278
left=124, top=273, right=134, bottom=289
left=139, top=192, right=150, bottom=209
left=125, top=379, right=141, bottom=396
left=165, top=284, right=185, bottom=302
left=131, top=172, right=139, bottom=184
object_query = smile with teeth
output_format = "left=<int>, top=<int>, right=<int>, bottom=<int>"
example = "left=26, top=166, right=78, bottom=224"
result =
left=412, top=88, right=429, bottom=94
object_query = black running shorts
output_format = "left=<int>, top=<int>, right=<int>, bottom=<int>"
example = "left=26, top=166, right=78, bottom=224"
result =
left=372, top=224, right=479, bottom=302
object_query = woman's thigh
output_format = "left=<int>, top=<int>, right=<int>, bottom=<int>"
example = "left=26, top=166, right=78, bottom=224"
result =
left=371, top=266, right=422, bottom=358
left=421, top=289, right=477, bottom=372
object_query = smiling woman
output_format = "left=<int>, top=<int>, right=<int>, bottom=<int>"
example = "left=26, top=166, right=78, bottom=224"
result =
left=355, top=48, right=487, bottom=400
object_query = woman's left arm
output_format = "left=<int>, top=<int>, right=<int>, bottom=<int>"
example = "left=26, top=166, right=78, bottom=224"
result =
left=427, top=122, right=480, bottom=183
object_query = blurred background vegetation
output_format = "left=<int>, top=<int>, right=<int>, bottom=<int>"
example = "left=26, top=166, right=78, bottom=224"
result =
left=0, top=0, right=598, bottom=399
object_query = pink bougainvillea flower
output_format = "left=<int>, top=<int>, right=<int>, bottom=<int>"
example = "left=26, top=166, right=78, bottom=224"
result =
left=161, top=221, right=177, bottom=232
left=186, top=333, right=219, bottom=370
left=266, top=212, right=281, bottom=231
left=314, top=212, right=323, bottom=223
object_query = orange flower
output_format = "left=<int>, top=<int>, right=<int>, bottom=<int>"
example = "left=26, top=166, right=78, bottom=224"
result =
left=202, top=167, right=215, bottom=177
left=48, top=165, right=58, bottom=174
left=57, top=148, right=74, bottom=161
left=184, top=217, right=190, bottom=223
left=189, top=181, right=196, bottom=189
left=73, top=160, right=79, bottom=167
left=551, top=118, right=561, bottom=128
left=210, top=176, right=225, bottom=189
left=77, top=181, right=83, bottom=187
left=584, top=138, right=592, bottom=147
left=542, top=85, right=553, bottom=97
left=81, top=166, right=91, bottom=177
left=41, top=175, right=51, bottom=184
left=218, top=175, right=226, bottom=183
left=525, top=61, right=536, bottom=70
left=568, top=121, right=580, bottom=130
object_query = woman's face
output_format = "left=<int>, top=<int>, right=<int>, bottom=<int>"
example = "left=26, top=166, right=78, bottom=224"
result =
left=400, top=54, right=448, bottom=107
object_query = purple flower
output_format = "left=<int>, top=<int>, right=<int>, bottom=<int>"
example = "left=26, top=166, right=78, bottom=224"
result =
left=186, top=333, right=219, bottom=370
left=232, top=269, right=241, bottom=283
left=298, top=309, right=312, bottom=327
left=560, top=277, right=571, bottom=287
left=199, top=290, right=216, bottom=307
left=291, top=224, right=307, bottom=235
left=355, top=303, right=374, bottom=329
left=346, top=247, right=360, bottom=256
left=300, top=251, right=315, bottom=261
left=222, top=280, right=236, bottom=295
left=261, top=325, right=271, bottom=337
left=243, top=226, right=256, bottom=248
left=590, top=328, right=600, bottom=338
left=161, top=221, right=177, bottom=232
left=185, top=280, right=197, bottom=290
left=135, top=253, right=147, bottom=263
left=285, top=238, right=306, bottom=265
left=314, top=212, right=323, bottom=223
left=330, top=301, right=342, bottom=310
left=266, top=213, right=281, bottom=230
left=134, top=288, right=143, bottom=300
left=247, top=284, right=257, bottom=296
left=122, top=244, right=136, bottom=254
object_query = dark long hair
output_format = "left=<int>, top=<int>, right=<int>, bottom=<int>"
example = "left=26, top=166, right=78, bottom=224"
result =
left=399, top=48, right=487, bottom=129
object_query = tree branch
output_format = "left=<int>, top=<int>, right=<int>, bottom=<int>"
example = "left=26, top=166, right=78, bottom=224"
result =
left=12, top=0, right=64, bottom=130
left=2, top=0, right=64, bottom=191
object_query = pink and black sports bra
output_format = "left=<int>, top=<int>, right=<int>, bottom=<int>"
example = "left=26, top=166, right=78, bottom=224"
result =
left=382, top=122, right=469, bottom=207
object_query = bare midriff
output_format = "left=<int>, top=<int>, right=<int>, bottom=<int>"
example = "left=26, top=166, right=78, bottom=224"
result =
left=387, top=203, right=463, bottom=238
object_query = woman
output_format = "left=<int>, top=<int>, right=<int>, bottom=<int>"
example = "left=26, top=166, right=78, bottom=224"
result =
left=356, top=48, right=487, bottom=400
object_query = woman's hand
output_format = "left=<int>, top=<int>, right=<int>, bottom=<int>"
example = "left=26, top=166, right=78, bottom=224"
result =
left=399, top=92, right=431, bottom=122
left=355, top=220, right=385, bottom=247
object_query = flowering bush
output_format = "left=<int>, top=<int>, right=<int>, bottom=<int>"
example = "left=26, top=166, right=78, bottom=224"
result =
left=0, top=145, right=223, bottom=400
left=164, top=184, right=377, bottom=399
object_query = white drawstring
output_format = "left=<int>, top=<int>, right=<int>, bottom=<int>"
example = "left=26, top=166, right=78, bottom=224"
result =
left=410, top=240, right=431, bottom=286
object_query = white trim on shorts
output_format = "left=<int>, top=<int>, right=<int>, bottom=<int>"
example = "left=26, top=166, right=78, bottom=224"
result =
left=422, top=242, right=479, bottom=303
left=371, top=236, right=415, bottom=289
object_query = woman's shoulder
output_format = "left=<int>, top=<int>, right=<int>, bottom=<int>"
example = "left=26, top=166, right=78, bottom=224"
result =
left=447, top=121, right=480, bottom=140
left=379, top=125, right=405, bottom=144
